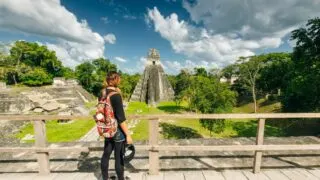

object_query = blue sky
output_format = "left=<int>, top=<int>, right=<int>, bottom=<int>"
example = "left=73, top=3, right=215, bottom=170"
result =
left=1, top=0, right=320, bottom=74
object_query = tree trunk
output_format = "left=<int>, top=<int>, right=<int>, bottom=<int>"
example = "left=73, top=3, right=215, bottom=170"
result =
left=12, top=74, right=17, bottom=85
left=252, top=84, right=257, bottom=113
left=14, top=50, right=22, bottom=86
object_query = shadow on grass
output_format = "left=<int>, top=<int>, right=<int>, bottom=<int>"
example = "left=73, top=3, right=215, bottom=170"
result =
left=236, top=95, right=253, bottom=107
left=260, top=99, right=279, bottom=107
left=232, top=121, right=285, bottom=137
left=160, top=123, right=202, bottom=139
left=267, top=118, right=320, bottom=136
left=157, top=105, right=187, bottom=114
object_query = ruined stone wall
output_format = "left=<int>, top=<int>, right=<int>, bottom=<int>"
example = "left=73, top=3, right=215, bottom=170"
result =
left=0, top=85, right=95, bottom=115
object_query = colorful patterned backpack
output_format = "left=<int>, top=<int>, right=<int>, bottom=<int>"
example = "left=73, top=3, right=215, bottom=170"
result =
left=94, top=89, right=118, bottom=138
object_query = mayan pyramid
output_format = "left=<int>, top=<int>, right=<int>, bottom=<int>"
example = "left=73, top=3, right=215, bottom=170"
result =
left=130, top=49, right=174, bottom=105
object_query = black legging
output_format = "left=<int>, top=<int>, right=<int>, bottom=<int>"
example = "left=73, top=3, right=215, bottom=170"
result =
left=101, top=140, right=125, bottom=180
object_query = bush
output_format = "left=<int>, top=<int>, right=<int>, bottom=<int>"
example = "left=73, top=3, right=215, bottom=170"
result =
left=20, top=67, right=52, bottom=86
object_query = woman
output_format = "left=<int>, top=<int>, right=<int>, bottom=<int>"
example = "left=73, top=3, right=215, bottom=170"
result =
left=100, top=71, right=133, bottom=180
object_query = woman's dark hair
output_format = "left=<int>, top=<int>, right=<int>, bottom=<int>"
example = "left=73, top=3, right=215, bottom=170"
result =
left=106, top=71, right=120, bottom=87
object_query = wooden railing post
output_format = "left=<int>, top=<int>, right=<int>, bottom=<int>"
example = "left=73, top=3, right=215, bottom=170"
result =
left=253, top=118, right=265, bottom=173
left=149, top=118, right=159, bottom=175
left=33, top=120, right=50, bottom=175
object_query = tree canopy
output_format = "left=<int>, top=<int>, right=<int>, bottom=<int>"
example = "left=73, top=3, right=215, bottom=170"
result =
left=281, top=18, right=320, bottom=112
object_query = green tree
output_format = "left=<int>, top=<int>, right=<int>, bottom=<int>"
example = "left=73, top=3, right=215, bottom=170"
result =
left=237, top=56, right=265, bottom=113
left=75, top=61, right=96, bottom=93
left=0, top=51, right=10, bottom=81
left=189, top=76, right=236, bottom=113
left=60, top=67, right=76, bottom=79
left=257, top=53, right=292, bottom=95
left=282, top=18, right=320, bottom=112
left=188, top=76, right=237, bottom=135
left=92, top=58, right=117, bottom=78
left=20, top=67, right=52, bottom=86
left=194, top=67, right=208, bottom=77
left=118, top=73, right=140, bottom=100
left=10, top=41, right=63, bottom=77
left=174, top=69, right=192, bottom=105
left=75, top=58, right=120, bottom=96
left=222, top=64, right=238, bottom=79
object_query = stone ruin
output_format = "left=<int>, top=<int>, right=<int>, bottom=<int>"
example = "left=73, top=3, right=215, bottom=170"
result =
left=0, top=82, right=6, bottom=89
left=130, top=49, right=174, bottom=105
left=0, top=85, right=95, bottom=116
left=53, top=77, right=78, bottom=87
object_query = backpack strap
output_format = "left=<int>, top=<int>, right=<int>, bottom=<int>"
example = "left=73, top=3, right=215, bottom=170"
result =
left=100, top=87, right=120, bottom=101
left=106, top=91, right=119, bottom=100
left=100, top=88, right=107, bottom=101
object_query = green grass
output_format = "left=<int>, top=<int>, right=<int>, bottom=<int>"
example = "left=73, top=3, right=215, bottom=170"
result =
left=126, top=101, right=164, bottom=115
left=130, top=119, right=149, bottom=140
left=85, top=100, right=97, bottom=109
left=16, top=118, right=95, bottom=143
left=128, top=98, right=283, bottom=140
left=16, top=98, right=283, bottom=142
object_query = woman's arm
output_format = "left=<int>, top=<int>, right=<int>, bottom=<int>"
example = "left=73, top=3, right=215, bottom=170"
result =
left=120, top=122, right=133, bottom=144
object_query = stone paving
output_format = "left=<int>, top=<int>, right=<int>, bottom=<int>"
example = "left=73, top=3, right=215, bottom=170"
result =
left=0, top=137, right=319, bottom=174
left=1, top=168, right=320, bottom=180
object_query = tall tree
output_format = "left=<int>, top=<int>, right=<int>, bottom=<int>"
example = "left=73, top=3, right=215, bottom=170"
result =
left=222, top=64, right=238, bottom=80
left=282, top=18, right=320, bottom=112
left=10, top=41, right=63, bottom=73
left=257, top=53, right=292, bottom=95
left=188, top=76, right=236, bottom=135
left=118, top=73, right=140, bottom=100
left=237, top=56, right=265, bottom=113
left=75, top=61, right=96, bottom=92
left=75, top=58, right=120, bottom=96
left=194, top=67, right=208, bottom=77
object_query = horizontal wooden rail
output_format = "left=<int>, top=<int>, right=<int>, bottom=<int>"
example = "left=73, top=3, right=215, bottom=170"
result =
left=0, top=145, right=150, bottom=153
left=0, top=113, right=320, bottom=121
left=2, top=144, right=319, bottom=153
left=148, top=144, right=320, bottom=151
left=0, top=147, right=89, bottom=153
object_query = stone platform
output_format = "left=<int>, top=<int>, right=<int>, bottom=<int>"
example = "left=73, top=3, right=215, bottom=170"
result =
left=0, top=137, right=319, bottom=179
left=1, top=169, right=320, bottom=180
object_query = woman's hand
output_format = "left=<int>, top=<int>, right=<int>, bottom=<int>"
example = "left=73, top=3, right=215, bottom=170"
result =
left=126, top=135, right=133, bottom=144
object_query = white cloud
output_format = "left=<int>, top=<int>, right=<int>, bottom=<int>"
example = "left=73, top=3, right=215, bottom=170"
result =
left=0, top=41, right=12, bottom=55
left=123, top=15, right=137, bottom=20
left=114, top=56, right=127, bottom=63
left=100, top=17, right=109, bottom=24
left=165, top=60, right=182, bottom=70
left=140, top=57, right=147, bottom=64
left=103, top=33, right=116, bottom=44
left=46, top=40, right=104, bottom=67
left=148, top=8, right=188, bottom=42
left=164, top=59, right=218, bottom=74
left=147, top=2, right=320, bottom=66
left=0, top=0, right=103, bottom=44
left=183, top=0, right=320, bottom=39
left=147, top=7, right=257, bottom=66
left=123, top=68, right=136, bottom=74
left=0, top=0, right=106, bottom=67
left=287, top=38, right=297, bottom=48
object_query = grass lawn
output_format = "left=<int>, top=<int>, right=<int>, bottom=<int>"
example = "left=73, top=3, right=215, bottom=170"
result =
left=16, top=118, right=96, bottom=143
left=16, top=98, right=283, bottom=142
left=128, top=98, right=284, bottom=140
left=16, top=100, right=98, bottom=143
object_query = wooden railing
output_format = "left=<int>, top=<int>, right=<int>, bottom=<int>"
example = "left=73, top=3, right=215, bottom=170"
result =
left=0, top=113, right=320, bottom=175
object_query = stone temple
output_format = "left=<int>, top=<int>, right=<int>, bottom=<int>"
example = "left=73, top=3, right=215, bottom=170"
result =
left=130, top=49, right=174, bottom=105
